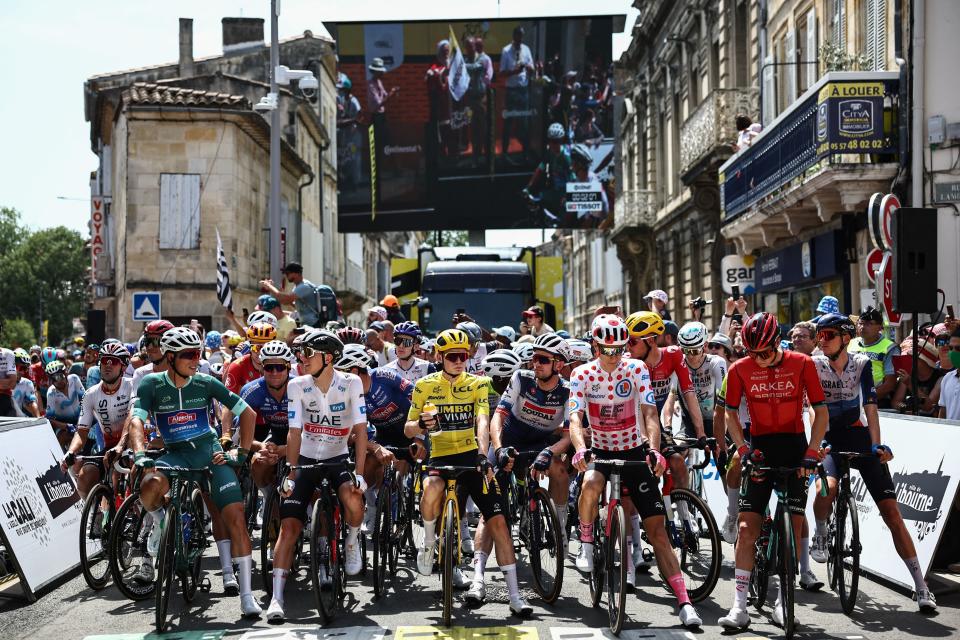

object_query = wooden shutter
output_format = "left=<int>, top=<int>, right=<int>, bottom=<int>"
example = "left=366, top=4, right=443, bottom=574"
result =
left=159, top=174, right=200, bottom=250
left=762, top=54, right=776, bottom=125
left=806, top=7, right=818, bottom=86
left=873, top=0, right=887, bottom=70
left=785, top=29, right=797, bottom=104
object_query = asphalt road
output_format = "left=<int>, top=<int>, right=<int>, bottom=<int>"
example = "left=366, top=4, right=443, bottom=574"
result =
left=1, top=531, right=957, bottom=640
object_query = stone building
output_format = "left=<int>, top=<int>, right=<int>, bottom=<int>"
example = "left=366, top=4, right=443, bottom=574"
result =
left=85, top=17, right=420, bottom=339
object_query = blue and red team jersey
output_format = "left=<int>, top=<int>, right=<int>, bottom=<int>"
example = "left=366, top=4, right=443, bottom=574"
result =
left=365, top=367, right=413, bottom=431
left=812, top=353, right=877, bottom=431
left=495, top=369, right=570, bottom=446
left=239, top=376, right=290, bottom=444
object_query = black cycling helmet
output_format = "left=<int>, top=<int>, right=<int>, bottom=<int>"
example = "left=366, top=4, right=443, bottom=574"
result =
left=301, top=328, right=344, bottom=359
left=816, top=313, right=856, bottom=337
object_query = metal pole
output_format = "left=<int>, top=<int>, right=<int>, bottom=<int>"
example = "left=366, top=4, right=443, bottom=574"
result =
left=269, top=0, right=282, bottom=282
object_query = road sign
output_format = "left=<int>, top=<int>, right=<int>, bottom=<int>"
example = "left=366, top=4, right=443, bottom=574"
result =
left=865, top=248, right=884, bottom=284
left=132, top=292, right=161, bottom=322
left=868, top=192, right=898, bottom=251
left=876, top=252, right=901, bottom=325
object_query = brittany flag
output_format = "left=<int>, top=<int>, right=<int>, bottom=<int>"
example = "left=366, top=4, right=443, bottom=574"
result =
left=447, top=26, right=470, bottom=102
left=215, top=228, right=233, bottom=311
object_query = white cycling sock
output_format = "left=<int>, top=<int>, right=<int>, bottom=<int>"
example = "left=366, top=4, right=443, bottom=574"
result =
left=346, top=525, right=360, bottom=545
left=216, top=539, right=234, bottom=577
left=235, top=555, right=253, bottom=597
left=630, top=514, right=642, bottom=546
left=272, top=568, right=288, bottom=603
left=799, top=536, right=811, bottom=573
left=904, top=556, right=927, bottom=592
left=501, top=563, right=520, bottom=600
left=733, top=568, right=750, bottom=610
left=676, top=499, right=691, bottom=522
left=553, top=500, right=568, bottom=534
left=727, top=486, right=739, bottom=518
left=815, top=519, right=828, bottom=537
left=473, top=550, right=489, bottom=583
left=423, top=518, right=438, bottom=549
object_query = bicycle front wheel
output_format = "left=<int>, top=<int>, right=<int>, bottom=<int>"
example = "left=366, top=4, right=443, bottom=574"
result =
left=261, top=489, right=280, bottom=595
left=441, top=498, right=457, bottom=627
left=777, top=510, right=796, bottom=639
left=605, top=503, right=627, bottom=635
left=311, top=499, right=337, bottom=625
left=373, top=481, right=392, bottom=597
left=589, top=515, right=605, bottom=608
left=80, top=483, right=114, bottom=590
left=109, top=493, right=154, bottom=601
left=180, top=486, right=205, bottom=602
left=528, top=487, right=564, bottom=603
left=835, top=495, right=860, bottom=615
left=154, top=505, right=176, bottom=633
left=668, top=488, right=721, bottom=603
left=749, top=520, right=771, bottom=611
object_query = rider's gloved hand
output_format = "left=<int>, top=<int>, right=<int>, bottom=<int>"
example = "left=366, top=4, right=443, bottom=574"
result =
left=696, top=435, right=709, bottom=450
left=356, top=475, right=368, bottom=493
left=134, top=450, right=155, bottom=469
left=63, top=451, right=76, bottom=467
left=871, top=443, right=891, bottom=457
left=571, top=448, right=589, bottom=468
left=495, top=447, right=516, bottom=470
left=801, top=447, right=821, bottom=470
left=477, top=454, right=494, bottom=476
left=532, top=447, right=553, bottom=472
left=738, top=445, right=763, bottom=467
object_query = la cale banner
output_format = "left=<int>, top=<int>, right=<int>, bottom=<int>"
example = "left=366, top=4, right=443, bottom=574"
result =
left=816, top=80, right=895, bottom=157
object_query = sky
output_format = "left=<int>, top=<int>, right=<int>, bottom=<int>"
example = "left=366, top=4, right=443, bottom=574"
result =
left=0, top=1, right=637, bottom=247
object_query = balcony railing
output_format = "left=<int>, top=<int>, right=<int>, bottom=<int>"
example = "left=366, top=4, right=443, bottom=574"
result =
left=720, top=71, right=899, bottom=222
left=680, top=87, right=759, bottom=176
left=612, top=189, right=656, bottom=234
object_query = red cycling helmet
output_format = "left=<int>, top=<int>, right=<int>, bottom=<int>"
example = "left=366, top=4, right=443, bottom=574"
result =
left=741, top=312, right=780, bottom=352
left=337, top=326, right=366, bottom=345
left=144, top=319, right=175, bottom=335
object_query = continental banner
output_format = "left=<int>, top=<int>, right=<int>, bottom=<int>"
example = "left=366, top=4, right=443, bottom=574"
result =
left=816, top=81, right=895, bottom=157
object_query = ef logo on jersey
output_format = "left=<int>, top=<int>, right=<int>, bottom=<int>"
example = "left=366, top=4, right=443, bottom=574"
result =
left=614, top=380, right=631, bottom=398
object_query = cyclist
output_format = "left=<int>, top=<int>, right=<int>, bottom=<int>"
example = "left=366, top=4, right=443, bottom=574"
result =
left=522, top=122, right=572, bottom=222
left=668, top=322, right=725, bottom=445
left=333, top=343, right=414, bottom=531
left=571, top=315, right=702, bottom=627
left=62, top=342, right=133, bottom=501
left=481, top=349, right=524, bottom=399
left=810, top=313, right=936, bottom=611
left=512, top=342, right=536, bottom=370
left=129, top=327, right=262, bottom=618
left=565, top=143, right=609, bottom=226
left=0, top=345, right=17, bottom=417
left=403, top=328, right=533, bottom=616
left=12, top=349, right=41, bottom=418
left=266, top=329, right=367, bottom=622
left=45, top=360, right=85, bottom=448
left=624, top=311, right=707, bottom=569
left=337, top=326, right=367, bottom=346
left=130, top=320, right=176, bottom=394
left=718, top=312, right=828, bottom=630
left=468, top=333, right=572, bottom=604
left=383, top=321, right=436, bottom=383
left=457, top=321, right=498, bottom=375
left=224, top=322, right=276, bottom=398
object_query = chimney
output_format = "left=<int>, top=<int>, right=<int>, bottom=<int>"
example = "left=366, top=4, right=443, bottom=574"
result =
left=222, top=17, right=265, bottom=53
left=178, top=18, right=194, bottom=77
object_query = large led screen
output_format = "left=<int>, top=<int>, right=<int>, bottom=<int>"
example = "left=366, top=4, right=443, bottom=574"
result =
left=329, top=16, right=622, bottom=231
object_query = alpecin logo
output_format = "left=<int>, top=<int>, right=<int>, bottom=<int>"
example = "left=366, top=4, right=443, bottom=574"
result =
left=892, top=458, right=951, bottom=541
left=169, top=411, right=195, bottom=425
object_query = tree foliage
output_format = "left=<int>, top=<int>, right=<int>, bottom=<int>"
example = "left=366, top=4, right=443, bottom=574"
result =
left=2, top=318, right=36, bottom=348
left=0, top=207, right=87, bottom=345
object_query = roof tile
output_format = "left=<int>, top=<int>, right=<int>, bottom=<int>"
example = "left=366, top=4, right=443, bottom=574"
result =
left=121, top=82, right=250, bottom=110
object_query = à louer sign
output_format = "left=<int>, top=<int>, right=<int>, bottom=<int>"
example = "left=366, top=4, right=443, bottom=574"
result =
left=816, top=81, right=896, bottom=157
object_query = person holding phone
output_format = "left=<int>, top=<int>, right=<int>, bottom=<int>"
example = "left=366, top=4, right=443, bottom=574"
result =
left=848, top=306, right=900, bottom=407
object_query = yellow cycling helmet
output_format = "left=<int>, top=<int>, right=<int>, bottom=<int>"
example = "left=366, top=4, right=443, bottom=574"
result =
left=625, top=311, right=665, bottom=338
left=223, top=330, right=243, bottom=347
left=434, top=328, right=470, bottom=352
left=245, top=322, right=278, bottom=345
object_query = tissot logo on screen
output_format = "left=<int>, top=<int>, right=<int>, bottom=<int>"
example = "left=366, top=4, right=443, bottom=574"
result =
left=329, top=15, right=623, bottom=231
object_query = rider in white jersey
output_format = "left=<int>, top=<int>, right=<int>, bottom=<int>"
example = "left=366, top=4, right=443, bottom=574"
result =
left=45, top=361, right=85, bottom=448
left=382, top=321, right=436, bottom=383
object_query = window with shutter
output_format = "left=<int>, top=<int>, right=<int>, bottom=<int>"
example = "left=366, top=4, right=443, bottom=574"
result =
left=873, top=0, right=887, bottom=70
left=159, top=174, right=200, bottom=250
left=762, top=54, right=776, bottom=125
left=806, top=7, right=818, bottom=87
left=785, top=29, right=797, bottom=104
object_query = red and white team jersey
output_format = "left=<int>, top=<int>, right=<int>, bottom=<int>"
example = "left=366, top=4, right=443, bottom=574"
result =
left=287, top=370, right=366, bottom=460
left=639, top=345, right=694, bottom=411
left=568, top=358, right=656, bottom=451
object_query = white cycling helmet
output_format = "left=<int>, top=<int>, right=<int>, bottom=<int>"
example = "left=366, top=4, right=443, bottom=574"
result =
left=259, top=340, right=294, bottom=363
left=160, top=327, right=202, bottom=353
left=533, top=332, right=569, bottom=360
left=511, top=342, right=535, bottom=364
left=547, top=122, right=566, bottom=140
left=678, top=322, right=709, bottom=350
left=335, top=343, right=377, bottom=372
left=482, top=349, right=523, bottom=378
left=591, top=314, right=629, bottom=347
left=565, top=339, right=594, bottom=363
left=247, top=310, right=279, bottom=328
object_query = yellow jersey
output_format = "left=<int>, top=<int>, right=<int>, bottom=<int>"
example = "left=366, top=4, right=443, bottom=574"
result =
left=407, top=371, right=489, bottom=458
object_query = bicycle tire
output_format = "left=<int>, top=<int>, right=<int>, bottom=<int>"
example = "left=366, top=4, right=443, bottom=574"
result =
left=668, top=488, right=721, bottom=603
left=442, top=498, right=456, bottom=627
left=778, top=509, right=796, bottom=639
left=750, top=519, right=771, bottom=611
left=528, top=486, right=564, bottom=603
left=242, top=468, right=258, bottom=535
left=836, top=495, right=860, bottom=615
left=605, top=503, right=627, bottom=635
left=261, top=489, right=280, bottom=595
left=373, top=481, right=391, bottom=597
left=389, top=474, right=405, bottom=574
left=154, top=504, right=176, bottom=633
left=109, top=493, right=154, bottom=601
left=409, top=475, right=426, bottom=559
left=80, top=483, right=114, bottom=590
left=311, top=499, right=337, bottom=624
left=180, top=486, right=204, bottom=602
left=589, top=514, right=605, bottom=608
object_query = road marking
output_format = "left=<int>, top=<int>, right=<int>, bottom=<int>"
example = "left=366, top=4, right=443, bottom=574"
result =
left=552, top=628, right=698, bottom=640
left=239, top=628, right=388, bottom=640
left=84, top=633, right=225, bottom=640
left=397, top=627, right=537, bottom=640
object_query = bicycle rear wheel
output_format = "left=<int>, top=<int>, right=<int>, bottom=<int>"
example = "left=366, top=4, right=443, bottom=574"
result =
left=80, top=483, right=114, bottom=590
left=261, top=489, right=280, bottom=595
left=528, top=487, right=564, bottom=603
left=589, top=515, right=605, bottom=608
left=311, top=499, right=337, bottom=624
left=668, top=488, right=721, bottom=603
left=154, top=504, right=176, bottom=633
left=109, top=493, right=154, bottom=601
left=389, top=475, right=406, bottom=574
left=373, top=481, right=392, bottom=597
left=180, top=486, right=205, bottom=602
left=777, top=509, right=796, bottom=639
left=605, top=503, right=627, bottom=635
left=749, top=518, right=771, bottom=611
left=242, top=468, right=259, bottom=535
left=409, top=474, right=426, bottom=559
left=441, top=499, right=456, bottom=627
left=835, top=495, right=860, bottom=615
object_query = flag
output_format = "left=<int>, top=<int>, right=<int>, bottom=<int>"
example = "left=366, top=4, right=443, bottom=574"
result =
left=447, top=26, right=470, bottom=102
left=215, top=228, right=233, bottom=311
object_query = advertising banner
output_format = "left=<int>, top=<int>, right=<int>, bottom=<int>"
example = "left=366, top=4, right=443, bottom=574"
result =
left=698, top=413, right=960, bottom=589
left=0, top=418, right=83, bottom=596
left=816, top=81, right=896, bottom=158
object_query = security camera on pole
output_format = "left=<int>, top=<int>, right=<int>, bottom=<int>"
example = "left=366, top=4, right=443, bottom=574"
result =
left=259, top=0, right=318, bottom=284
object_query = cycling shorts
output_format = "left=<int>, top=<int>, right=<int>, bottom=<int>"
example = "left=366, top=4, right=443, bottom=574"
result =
left=737, top=433, right=809, bottom=516
left=590, top=447, right=666, bottom=521
left=279, top=453, right=354, bottom=523
left=426, top=450, right=504, bottom=522
left=822, top=429, right=896, bottom=505
left=155, top=433, right=242, bottom=511
left=374, top=423, right=413, bottom=449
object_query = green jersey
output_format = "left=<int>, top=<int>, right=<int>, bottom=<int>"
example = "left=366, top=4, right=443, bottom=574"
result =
left=133, top=371, right=247, bottom=444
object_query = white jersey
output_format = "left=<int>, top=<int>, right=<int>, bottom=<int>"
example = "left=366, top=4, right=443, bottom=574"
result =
left=13, top=378, right=37, bottom=416
left=466, top=343, right=489, bottom=375
left=46, top=374, right=86, bottom=423
left=678, top=354, right=726, bottom=420
left=287, top=371, right=366, bottom=460
left=78, top=379, right=134, bottom=447
left=131, top=363, right=161, bottom=398
left=0, top=348, right=15, bottom=395
left=382, top=356, right=435, bottom=384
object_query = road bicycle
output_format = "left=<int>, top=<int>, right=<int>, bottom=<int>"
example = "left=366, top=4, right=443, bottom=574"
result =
left=824, top=451, right=872, bottom=614
left=259, top=456, right=307, bottom=596
left=75, top=454, right=120, bottom=590
left=372, top=445, right=418, bottom=597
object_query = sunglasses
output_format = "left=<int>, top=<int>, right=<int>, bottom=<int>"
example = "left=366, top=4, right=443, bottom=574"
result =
left=627, top=337, right=643, bottom=347
left=597, top=345, right=623, bottom=356
left=49, top=373, right=65, bottom=381
left=707, top=342, right=723, bottom=350
left=263, top=363, right=290, bottom=373
left=935, top=337, right=950, bottom=347
left=681, top=347, right=703, bottom=356
left=299, top=346, right=322, bottom=359
left=397, top=338, right=416, bottom=347
left=443, top=352, right=468, bottom=363
left=748, top=348, right=775, bottom=360
left=817, top=330, right=840, bottom=342
left=176, top=349, right=202, bottom=360
left=532, top=354, right=555, bottom=366
left=99, top=356, right=125, bottom=368
left=144, top=337, right=161, bottom=347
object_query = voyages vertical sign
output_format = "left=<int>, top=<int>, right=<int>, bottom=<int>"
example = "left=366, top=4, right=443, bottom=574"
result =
left=90, top=197, right=107, bottom=281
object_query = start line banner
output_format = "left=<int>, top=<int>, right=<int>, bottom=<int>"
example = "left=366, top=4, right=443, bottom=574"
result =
left=693, top=412, right=960, bottom=590
left=0, top=417, right=83, bottom=598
